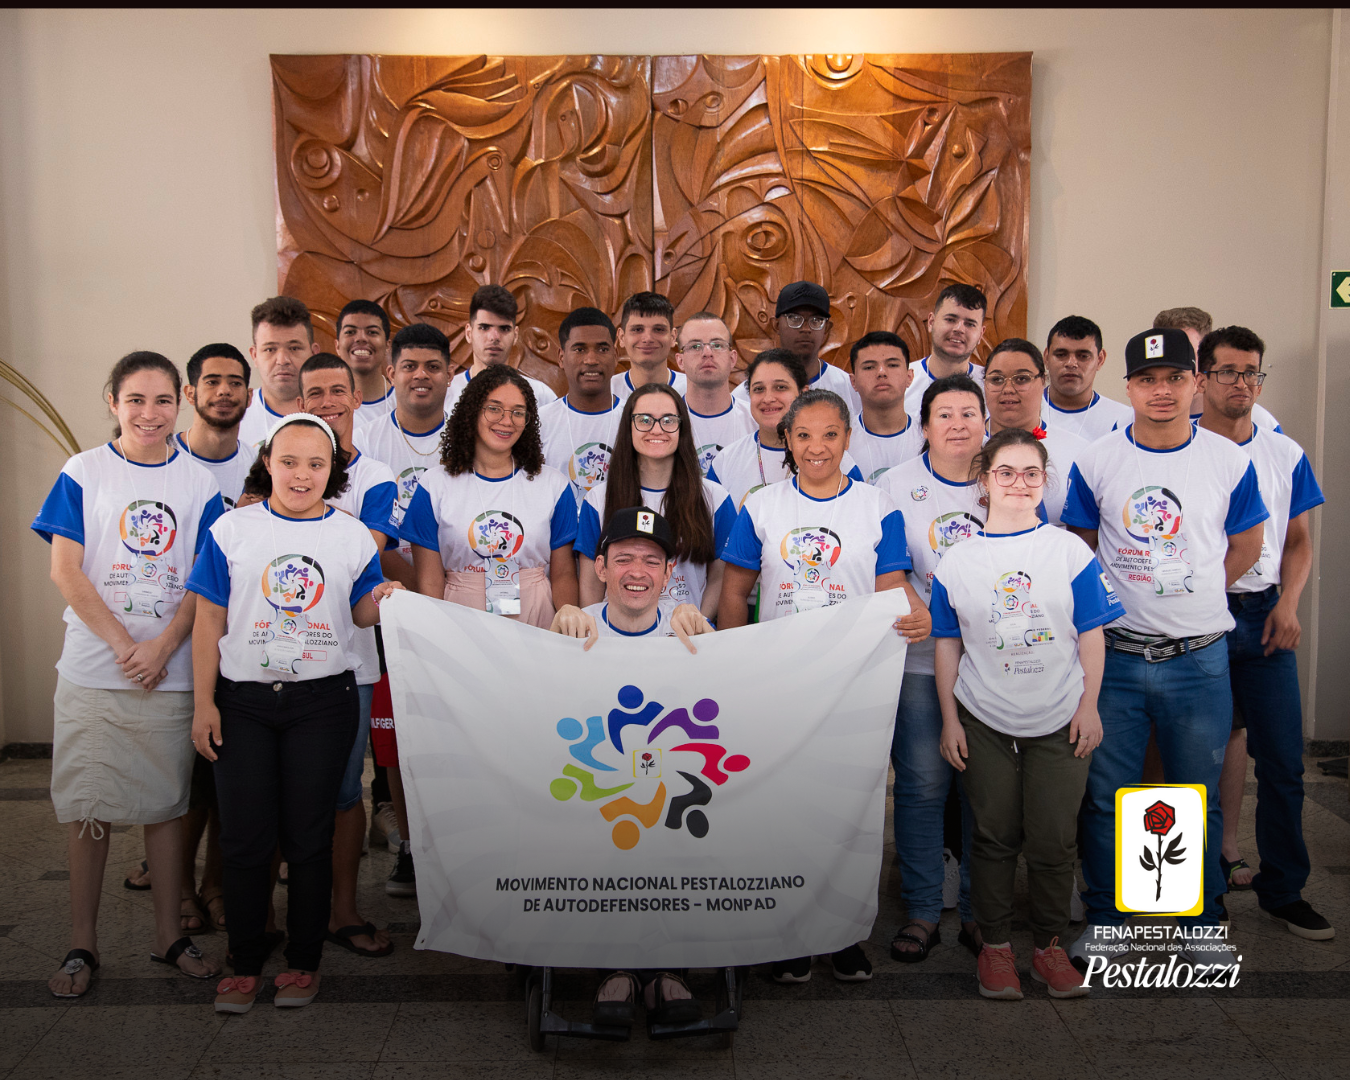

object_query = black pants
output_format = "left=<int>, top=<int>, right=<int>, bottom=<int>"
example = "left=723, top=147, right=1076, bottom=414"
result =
left=213, top=672, right=358, bottom=975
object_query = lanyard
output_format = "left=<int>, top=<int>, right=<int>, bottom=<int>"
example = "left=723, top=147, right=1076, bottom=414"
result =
left=793, top=472, right=846, bottom=551
left=264, top=499, right=329, bottom=611
left=563, top=395, right=619, bottom=479
left=115, top=438, right=172, bottom=542
left=1130, top=425, right=1195, bottom=532
left=471, top=468, right=519, bottom=559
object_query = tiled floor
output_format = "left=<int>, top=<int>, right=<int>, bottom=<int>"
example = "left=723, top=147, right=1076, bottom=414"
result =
left=1, top=753, right=1347, bottom=1079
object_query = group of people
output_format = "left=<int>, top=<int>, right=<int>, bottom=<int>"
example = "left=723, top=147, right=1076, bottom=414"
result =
left=30, top=275, right=1331, bottom=1018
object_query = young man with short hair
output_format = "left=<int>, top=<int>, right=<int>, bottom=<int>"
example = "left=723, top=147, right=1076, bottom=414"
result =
left=612, top=291, right=686, bottom=401
left=1196, top=326, right=1333, bottom=941
left=540, top=307, right=622, bottom=502
left=335, top=299, right=394, bottom=430
left=1062, top=328, right=1268, bottom=969
left=1040, top=315, right=1131, bottom=441
left=847, top=331, right=922, bottom=482
left=299, top=353, right=400, bottom=958
left=677, top=312, right=753, bottom=476
left=733, top=281, right=861, bottom=412
left=1154, top=307, right=1282, bottom=433
left=239, top=296, right=319, bottom=449
left=177, top=344, right=255, bottom=507
left=444, top=284, right=558, bottom=415
left=905, top=285, right=988, bottom=415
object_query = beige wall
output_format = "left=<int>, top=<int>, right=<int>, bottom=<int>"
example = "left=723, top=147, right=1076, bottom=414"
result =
left=0, top=8, right=1342, bottom=741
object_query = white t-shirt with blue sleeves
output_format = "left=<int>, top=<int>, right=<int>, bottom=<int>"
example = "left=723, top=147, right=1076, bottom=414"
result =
left=733, top=359, right=862, bottom=415
left=707, top=432, right=865, bottom=511
left=613, top=368, right=687, bottom=403
left=1040, top=391, right=1132, bottom=443
left=356, top=409, right=446, bottom=562
left=583, top=600, right=680, bottom=638
left=905, top=357, right=985, bottom=416
left=174, top=432, right=256, bottom=508
left=538, top=395, right=623, bottom=506
left=931, top=523, right=1123, bottom=737
left=849, top=412, right=925, bottom=484
left=238, top=389, right=292, bottom=452
left=686, top=399, right=755, bottom=477
left=1061, top=425, right=1268, bottom=637
left=721, top=476, right=911, bottom=622
left=400, top=464, right=578, bottom=575
left=31, top=444, right=226, bottom=692
left=1229, top=425, right=1324, bottom=594
left=575, top=478, right=736, bottom=608
left=187, top=501, right=383, bottom=683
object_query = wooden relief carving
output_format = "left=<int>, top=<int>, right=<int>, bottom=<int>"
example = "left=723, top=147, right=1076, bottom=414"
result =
left=273, top=53, right=1029, bottom=388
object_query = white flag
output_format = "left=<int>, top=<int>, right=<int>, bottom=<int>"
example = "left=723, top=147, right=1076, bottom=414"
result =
left=381, top=589, right=908, bottom=969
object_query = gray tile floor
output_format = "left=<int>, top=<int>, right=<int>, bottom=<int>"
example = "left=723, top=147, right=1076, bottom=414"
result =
left=1, top=753, right=1347, bottom=1079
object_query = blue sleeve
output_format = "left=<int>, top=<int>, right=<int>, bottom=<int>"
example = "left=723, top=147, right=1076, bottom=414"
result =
left=847, top=463, right=864, bottom=483
left=1273, top=423, right=1284, bottom=433
left=875, top=509, right=912, bottom=574
left=399, top=484, right=440, bottom=552
left=1070, top=560, right=1124, bottom=633
left=31, top=472, right=84, bottom=545
left=1059, top=464, right=1100, bottom=529
left=711, top=494, right=737, bottom=556
left=359, top=480, right=399, bottom=544
left=928, top=577, right=961, bottom=638
left=1289, top=454, right=1325, bottom=519
left=706, top=461, right=721, bottom=484
left=349, top=553, right=384, bottom=608
left=1225, top=461, right=1269, bottom=535
left=575, top=498, right=601, bottom=559
left=184, top=530, right=231, bottom=606
left=720, top=506, right=764, bottom=569
left=550, top=484, right=579, bottom=550
left=194, top=494, right=227, bottom=556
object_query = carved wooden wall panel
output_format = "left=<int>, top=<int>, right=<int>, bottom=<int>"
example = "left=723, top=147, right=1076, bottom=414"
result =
left=273, top=53, right=1029, bottom=390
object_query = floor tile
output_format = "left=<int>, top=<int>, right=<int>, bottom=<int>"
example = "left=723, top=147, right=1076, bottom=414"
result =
left=379, top=1001, right=550, bottom=1062
left=889, top=999, right=1090, bottom=1080
left=728, top=1000, right=905, bottom=1062
left=190, top=1064, right=376, bottom=1080
left=201, top=1002, right=398, bottom=1063
left=373, top=1064, right=554, bottom=1080
left=19, top=1004, right=224, bottom=1068
left=8, top=1067, right=194, bottom=1080
left=1217, top=999, right=1350, bottom=1079
left=0, top=1006, right=65, bottom=1072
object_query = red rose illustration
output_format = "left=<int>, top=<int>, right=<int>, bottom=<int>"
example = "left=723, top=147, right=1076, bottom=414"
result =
left=1139, top=800, right=1186, bottom=901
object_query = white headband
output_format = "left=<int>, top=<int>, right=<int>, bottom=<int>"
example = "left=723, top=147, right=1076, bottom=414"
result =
left=263, top=412, right=338, bottom=453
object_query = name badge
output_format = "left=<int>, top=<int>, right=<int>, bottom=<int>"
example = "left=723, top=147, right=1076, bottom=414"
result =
left=485, top=560, right=521, bottom=616
left=793, top=585, right=831, bottom=614
left=1149, top=535, right=1191, bottom=597
left=265, top=616, right=307, bottom=673
left=126, top=580, right=164, bottom=618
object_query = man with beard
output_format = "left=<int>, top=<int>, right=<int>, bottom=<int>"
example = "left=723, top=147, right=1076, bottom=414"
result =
left=238, top=296, right=318, bottom=450
left=335, top=299, right=396, bottom=431
left=176, top=344, right=255, bottom=508
left=905, top=285, right=988, bottom=415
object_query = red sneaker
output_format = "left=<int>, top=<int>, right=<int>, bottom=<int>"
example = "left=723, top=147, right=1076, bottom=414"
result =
left=1032, top=937, right=1089, bottom=998
left=977, top=944, right=1023, bottom=1000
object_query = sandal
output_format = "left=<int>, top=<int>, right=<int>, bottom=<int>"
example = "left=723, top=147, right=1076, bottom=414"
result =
left=50, top=949, right=99, bottom=998
left=181, top=893, right=209, bottom=934
left=647, top=971, right=701, bottom=1025
left=150, top=936, right=218, bottom=980
left=891, top=922, right=941, bottom=963
left=123, top=859, right=152, bottom=891
left=200, top=886, right=226, bottom=932
left=958, top=923, right=984, bottom=958
left=274, top=970, right=320, bottom=1008
left=593, top=970, right=638, bottom=1028
left=1224, top=857, right=1255, bottom=892
left=215, top=975, right=259, bottom=1014
left=325, top=922, right=393, bottom=958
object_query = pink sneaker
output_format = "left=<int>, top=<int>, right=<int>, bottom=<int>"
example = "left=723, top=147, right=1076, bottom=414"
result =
left=1032, top=938, right=1088, bottom=998
left=977, top=944, right=1023, bottom=1000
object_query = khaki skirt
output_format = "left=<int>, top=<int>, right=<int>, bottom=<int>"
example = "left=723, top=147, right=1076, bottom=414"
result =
left=50, top=676, right=195, bottom=826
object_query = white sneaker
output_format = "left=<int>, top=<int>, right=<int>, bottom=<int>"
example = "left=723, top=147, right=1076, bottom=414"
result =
left=372, top=802, right=402, bottom=853
left=1067, top=924, right=1131, bottom=973
left=941, top=848, right=959, bottom=911
left=1070, top=887, right=1085, bottom=923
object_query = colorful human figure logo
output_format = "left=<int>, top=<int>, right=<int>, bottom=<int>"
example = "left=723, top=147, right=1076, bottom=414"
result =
left=119, top=500, right=177, bottom=559
left=570, top=442, right=613, bottom=493
left=393, top=466, right=427, bottom=525
left=468, top=511, right=525, bottom=561
left=260, top=554, right=326, bottom=613
left=780, top=527, right=843, bottom=583
left=549, top=684, right=751, bottom=850
left=929, top=511, right=982, bottom=554
left=1123, top=486, right=1183, bottom=544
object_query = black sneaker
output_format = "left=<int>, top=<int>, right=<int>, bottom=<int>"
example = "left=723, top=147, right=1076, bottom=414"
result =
left=1265, top=899, right=1335, bottom=941
left=831, top=943, right=873, bottom=982
left=386, top=845, right=416, bottom=898
left=770, top=956, right=812, bottom=983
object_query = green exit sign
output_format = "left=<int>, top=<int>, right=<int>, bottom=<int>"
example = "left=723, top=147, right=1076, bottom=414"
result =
left=1334, top=271, right=1350, bottom=307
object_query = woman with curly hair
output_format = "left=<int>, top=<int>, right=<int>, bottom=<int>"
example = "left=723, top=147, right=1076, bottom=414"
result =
left=401, top=363, right=578, bottom=624
left=574, top=383, right=737, bottom=619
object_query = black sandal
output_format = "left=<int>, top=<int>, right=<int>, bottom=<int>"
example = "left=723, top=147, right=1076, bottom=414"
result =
left=51, top=949, right=99, bottom=998
left=326, top=922, right=393, bottom=957
left=123, top=860, right=151, bottom=891
left=957, top=923, right=984, bottom=958
left=150, top=936, right=216, bottom=979
left=593, top=971, right=638, bottom=1028
left=648, top=972, right=701, bottom=1025
left=891, top=922, right=941, bottom=963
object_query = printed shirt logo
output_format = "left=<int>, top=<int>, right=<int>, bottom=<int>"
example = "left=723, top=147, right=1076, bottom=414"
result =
left=928, top=511, right=981, bottom=554
left=867, top=466, right=892, bottom=483
left=549, top=685, right=752, bottom=850
left=394, top=466, right=427, bottom=524
left=468, top=511, right=525, bottom=561
left=119, top=500, right=178, bottom=558
left=779, top=527, right=843, bottom=581
left=1123, top=486, right=1183, bottom=543
left=696, top=443, right=721, bottom=476
left=570, top=442, right=613, bottom=491
left=260, top=554, right=326, bottom=613
left=988, top=568, right=1053, bottom=666
left=910, top=485, right=930, bottom=502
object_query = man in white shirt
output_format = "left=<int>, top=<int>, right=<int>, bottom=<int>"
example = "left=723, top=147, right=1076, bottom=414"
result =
left=335, top=299, right=395, bottom=430
left=238, top=296, right=319, bottom=450
left=1040, top=316, right=1132, bottom=441
left=677, top=312, right=754, bottom=476
left=1063, top=328, right=1267, bottom=967
left=848, top=331, right=923, bottom=482
left=612, top=291, right=685, bottom=402
left=1197, top=326, right=1333, bottom=942
left=733, top=281, right=860, bottom=413
left=539, top=308, right=622, bottom=502
left=905, top=285, right=988, bottom=415
left=1155, top=307, right=1282, bottom=433
left=444, top=284, right=559, bottom=415
left=178, top=343, right=255, bottom=507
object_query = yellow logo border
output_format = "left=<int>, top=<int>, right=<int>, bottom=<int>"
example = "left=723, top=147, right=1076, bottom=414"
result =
left=1115, top=783, right=1206, bottom=917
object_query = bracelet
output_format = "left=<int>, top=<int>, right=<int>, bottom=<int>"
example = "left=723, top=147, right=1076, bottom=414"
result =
left=372, top=587, right=383, bottom=606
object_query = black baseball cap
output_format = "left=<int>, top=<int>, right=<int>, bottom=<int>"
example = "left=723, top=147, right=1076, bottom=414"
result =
left=775, top=281, right=830, bottom=317
left=598, top=506, right=676, bottom=558
left=1124, top=327, right=1195, bottom=377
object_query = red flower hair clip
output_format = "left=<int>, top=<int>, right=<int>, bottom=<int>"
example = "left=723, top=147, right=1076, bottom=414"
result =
left=1031, top=425, right=1048, bottom=440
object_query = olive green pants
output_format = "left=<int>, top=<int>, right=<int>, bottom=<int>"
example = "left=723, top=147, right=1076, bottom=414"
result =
left=957, top=703, right=1091, bottom=949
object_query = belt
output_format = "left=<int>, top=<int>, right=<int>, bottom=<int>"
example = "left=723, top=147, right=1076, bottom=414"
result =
left=1105, top=629, right=1225, bottom=663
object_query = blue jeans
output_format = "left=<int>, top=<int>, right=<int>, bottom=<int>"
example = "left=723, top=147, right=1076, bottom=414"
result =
left=1081, top=641, right=1231, bottom=926
left=1228, top=587, right=1309, bottom=909
left=891, top=673, right=973, bottom=924
left=336, top=683, right=374, bottom=812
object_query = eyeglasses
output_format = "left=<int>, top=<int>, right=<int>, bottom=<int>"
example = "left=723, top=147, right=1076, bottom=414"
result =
left=984, top=373, right=1042, bottom=389
left=1208, top=369, right=1266, bottom=386
left=781, top=313, right=828, bottom=330
left=991, top=467, right=1046, bottom=488
left=678, top=340, right=731, bottom=354
left=632, top=413, right=681, bottom=432
left=482, top=404, right=528, bottom=423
